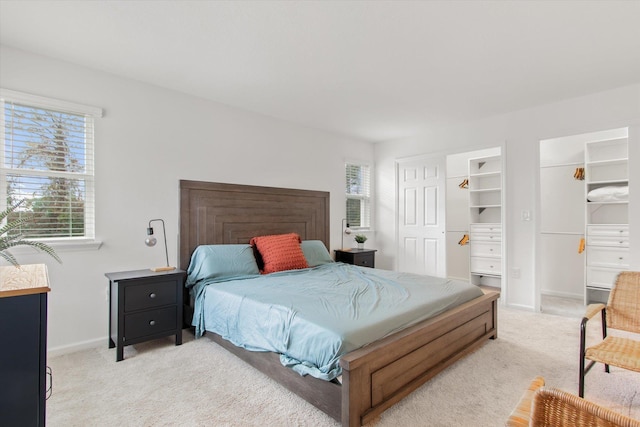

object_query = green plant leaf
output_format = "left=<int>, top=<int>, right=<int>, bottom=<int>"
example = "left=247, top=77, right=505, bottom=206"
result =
left=0, top=199, right=62, bottom=267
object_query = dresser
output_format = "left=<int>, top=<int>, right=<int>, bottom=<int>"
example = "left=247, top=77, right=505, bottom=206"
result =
left=106, top=269, right=185, bottom=361
left=0, top=264, right=50, bottom=427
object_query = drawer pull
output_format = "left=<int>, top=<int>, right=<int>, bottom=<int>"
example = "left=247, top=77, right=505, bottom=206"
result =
left=149, top=320, right=156, bottom=326
left=149, top=293, right=156, bottom=299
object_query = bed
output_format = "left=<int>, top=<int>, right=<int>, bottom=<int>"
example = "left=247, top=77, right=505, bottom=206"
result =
left=179, top=180, right=499, bottom=427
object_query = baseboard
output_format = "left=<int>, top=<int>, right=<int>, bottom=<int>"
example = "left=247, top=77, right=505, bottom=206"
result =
left=504, top=302, right=536, bottom=312
left=541, top=290, right=582, bottom=300
left=48, top=337, right=104, bottom=357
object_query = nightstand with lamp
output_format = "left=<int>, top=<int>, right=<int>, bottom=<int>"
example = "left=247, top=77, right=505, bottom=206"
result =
left=335, top=219, right=377, bottom=268
left=106, top=218, right=185, bottom=361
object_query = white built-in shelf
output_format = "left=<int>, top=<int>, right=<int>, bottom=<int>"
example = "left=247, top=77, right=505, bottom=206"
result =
left=584, top=131, right=629, bottom=305
left=469, top=187, right=501, bottom=193
left=587, top=179, right=628, bottom=186
left=587, top=200, right=628, bottom=205
left=470, top=204, right=501, bottom=209
left=586, top=158, right=627, bottom=167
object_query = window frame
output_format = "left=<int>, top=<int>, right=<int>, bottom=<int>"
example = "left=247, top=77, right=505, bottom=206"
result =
left=345, top=160, right=372, bottom=231
left=1, top=88, right=103, bottom=249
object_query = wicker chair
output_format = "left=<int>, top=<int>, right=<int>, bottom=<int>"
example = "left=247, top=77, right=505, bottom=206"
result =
left=506, top=376, right=640, bottom=427
left=579, top=271, right=640, bottom=398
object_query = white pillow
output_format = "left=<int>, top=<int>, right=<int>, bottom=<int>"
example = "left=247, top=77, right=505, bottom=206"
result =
left=587, top=185, right=628, bottom=202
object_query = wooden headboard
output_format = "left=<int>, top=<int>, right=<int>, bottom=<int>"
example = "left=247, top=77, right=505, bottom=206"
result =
left=179, top=180, right=330, bottom=271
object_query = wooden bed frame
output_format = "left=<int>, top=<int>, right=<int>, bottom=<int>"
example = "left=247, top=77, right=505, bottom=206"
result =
left=179, top=180, right=499, bottom=427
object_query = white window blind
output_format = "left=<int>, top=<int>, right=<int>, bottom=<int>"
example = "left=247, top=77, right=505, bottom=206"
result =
left=345, top=162, right=371, bottom=229
left=1, top=89, right=102, bottom=240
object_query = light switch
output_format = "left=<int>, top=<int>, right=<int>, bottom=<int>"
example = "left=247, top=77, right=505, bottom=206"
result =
left=521, top=210, right=531, bottom=221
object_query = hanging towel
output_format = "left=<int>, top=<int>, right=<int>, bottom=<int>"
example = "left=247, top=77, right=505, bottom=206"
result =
left=578, top=237, right=585, bottom=254
left=458, top=234, right=469, bottom=246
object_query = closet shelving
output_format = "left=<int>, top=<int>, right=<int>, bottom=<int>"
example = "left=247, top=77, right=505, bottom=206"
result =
left=468, top=154, right=502, bottom=289
left=584, top=135, right=629, bottom=304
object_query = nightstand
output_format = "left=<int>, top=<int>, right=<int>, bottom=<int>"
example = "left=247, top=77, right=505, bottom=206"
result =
left=106, top=269, right=185, bottom=361
left=334, top=248, right=377, bottom=268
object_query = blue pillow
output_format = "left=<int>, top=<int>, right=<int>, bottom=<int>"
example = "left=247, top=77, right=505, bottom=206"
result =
left=301, top=240, right=334, bottom=267
left=186, top=244, right=259, bottom=285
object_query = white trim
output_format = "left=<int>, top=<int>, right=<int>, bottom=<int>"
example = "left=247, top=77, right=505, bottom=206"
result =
left=6, top=239, right=103, bottom=254
left=0, top=88, right=103, bottom=117
left=541, top=290, right=583, bottom=300
left=505, top=302, right=536, bottom=312
left=48, top=337, right=104, bottom=357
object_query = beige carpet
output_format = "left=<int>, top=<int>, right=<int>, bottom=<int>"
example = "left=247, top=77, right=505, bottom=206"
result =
left=47, top=306, right=639, bottom=426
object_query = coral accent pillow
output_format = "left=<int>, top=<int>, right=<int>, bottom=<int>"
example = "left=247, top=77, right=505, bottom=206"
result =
left=250, top=233, right=309, bottom=274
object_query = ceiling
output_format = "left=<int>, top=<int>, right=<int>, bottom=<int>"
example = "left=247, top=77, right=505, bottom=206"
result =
left=1, top=1, right=639, bottom=142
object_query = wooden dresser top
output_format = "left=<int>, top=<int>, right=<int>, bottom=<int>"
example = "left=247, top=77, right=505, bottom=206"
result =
left=0, top=264, right=51, bottom=298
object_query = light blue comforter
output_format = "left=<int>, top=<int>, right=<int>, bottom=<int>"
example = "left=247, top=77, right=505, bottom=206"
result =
left=189, top=263, right=483, bottom=381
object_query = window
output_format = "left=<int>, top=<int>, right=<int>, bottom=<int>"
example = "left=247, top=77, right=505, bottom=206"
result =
left=345, top=162, right=371, bottom=229
left=1, top=89, right=102, bottom=241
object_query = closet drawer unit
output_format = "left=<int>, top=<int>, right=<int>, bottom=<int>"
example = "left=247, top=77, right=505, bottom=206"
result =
left=469, top=223, right=501, bottom=234
left=587, top=247, right=630, bottom=269
left=587, top=225, right=628, bottom=237
left=470, top=233, right=501, bottom=243
left=586, top=235, right=629, bottom=247
left=470, top=241, right=501, bottom=258
left=586, top=267, right=628, bottom=290
left=470, top=257, right=501, bottom=276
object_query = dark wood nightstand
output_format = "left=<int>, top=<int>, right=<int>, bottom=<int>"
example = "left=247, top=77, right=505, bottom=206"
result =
left=334, top=248, right=377, bottom=268
left=106, top=269, right=185, bottom=361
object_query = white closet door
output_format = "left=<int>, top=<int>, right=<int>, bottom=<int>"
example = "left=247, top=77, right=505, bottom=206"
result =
left=397, top=156, right=446, bottom=276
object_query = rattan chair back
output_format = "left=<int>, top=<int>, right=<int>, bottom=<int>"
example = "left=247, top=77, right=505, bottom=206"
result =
left=607, top=272, right=640, bottom=334
left=531, top=387, right=640, bottom=427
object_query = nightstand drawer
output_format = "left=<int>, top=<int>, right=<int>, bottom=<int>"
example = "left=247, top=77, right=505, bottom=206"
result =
left=124, top=306, right=177, bottom=341
left=124, top=280, right=177, bottom=312
left=353, top=253, right=375, bottom=267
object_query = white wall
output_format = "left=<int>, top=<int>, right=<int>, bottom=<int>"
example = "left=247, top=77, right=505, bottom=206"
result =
left=375, top=84, right=640, bottom=311
left=0, top=45, right=374, bottom=353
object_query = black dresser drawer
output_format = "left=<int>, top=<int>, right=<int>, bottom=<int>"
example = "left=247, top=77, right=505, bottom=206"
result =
left=124, top=280, right=177, bottom=312
left=124, top=306, right=177, bottom=341
left=353, top=253, right=374, bottom=267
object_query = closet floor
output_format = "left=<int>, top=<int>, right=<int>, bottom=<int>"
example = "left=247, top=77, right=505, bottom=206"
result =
left=541, top=294, right=586, bottom=318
